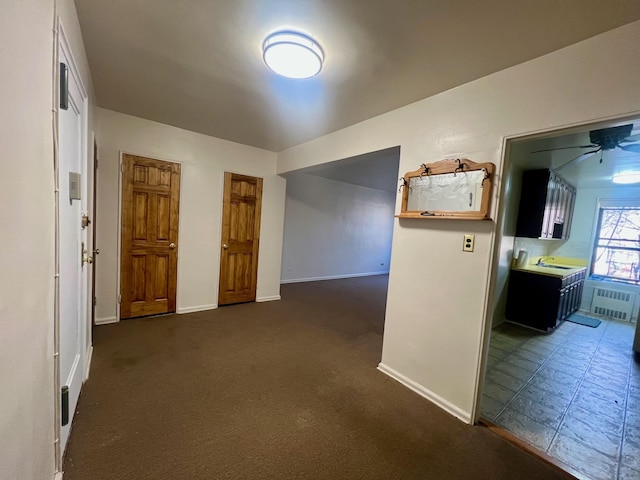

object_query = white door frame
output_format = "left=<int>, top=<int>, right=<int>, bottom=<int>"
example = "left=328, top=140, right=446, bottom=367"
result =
left=54, top=19, right=91, bottom=473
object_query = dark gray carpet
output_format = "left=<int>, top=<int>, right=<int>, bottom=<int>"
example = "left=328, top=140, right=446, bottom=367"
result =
left=63, top=275, right=573, bottom=480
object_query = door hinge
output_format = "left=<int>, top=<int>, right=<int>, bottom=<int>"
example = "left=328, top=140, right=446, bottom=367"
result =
left=118, top=294, right=122, bottom=304
left=93, top=296, right=97, bottom=307
left=61, top=386, right=69, bottom=426
left=60, top=63, right=69, bottom=110
left=120, top=164, right=124, bottom=173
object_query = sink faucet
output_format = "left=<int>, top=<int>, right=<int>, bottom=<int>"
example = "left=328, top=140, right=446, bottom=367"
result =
left=537, top=256, right=555, bottom=265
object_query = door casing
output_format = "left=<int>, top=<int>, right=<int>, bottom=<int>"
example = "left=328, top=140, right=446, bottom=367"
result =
left=116, top=152, right=183, bottom=320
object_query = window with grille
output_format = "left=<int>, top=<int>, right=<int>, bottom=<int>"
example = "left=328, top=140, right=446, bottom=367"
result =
left=591, top=207, right=640, bottom=285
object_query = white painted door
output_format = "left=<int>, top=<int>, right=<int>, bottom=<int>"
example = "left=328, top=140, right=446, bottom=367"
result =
left=58, top=48, right=87, bottom=454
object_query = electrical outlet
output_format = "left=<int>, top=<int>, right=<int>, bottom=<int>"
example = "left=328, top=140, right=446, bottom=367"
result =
left=463, top=234, right=475, bottom=252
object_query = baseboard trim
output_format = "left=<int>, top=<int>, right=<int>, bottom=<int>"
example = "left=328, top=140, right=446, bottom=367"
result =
left=281, top=271, right=389, bottom=284
left=84, top=345, right=93, bottom=381
left=256, top=295, right=281, bottom=302
left=95, top=316, right=118, bottom=325
left=377, top=362, right=471, bottom=424
left=177, top=304, right=217, bottom=314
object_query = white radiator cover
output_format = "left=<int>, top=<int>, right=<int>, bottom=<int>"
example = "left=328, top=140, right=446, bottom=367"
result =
left=590, top=287, right=635, bottom=321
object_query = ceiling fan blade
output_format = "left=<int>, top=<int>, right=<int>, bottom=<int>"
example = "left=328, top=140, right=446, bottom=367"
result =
left=552, top=148, right=601, bottom=172
left=618, top=143, right=640, bottom=153
left=532, top=144, right=596, bottom=154
left=620, top=133, right=640, bottom=143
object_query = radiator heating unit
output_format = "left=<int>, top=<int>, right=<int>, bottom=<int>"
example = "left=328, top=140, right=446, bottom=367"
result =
left=590, top=287, right=635, bottom=321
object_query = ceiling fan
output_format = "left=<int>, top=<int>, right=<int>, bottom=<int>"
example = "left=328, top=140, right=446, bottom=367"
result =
left=532, top=124, right=640, bottom=171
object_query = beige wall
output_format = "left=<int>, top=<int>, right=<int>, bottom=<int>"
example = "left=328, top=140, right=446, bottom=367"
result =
left=0, top=1, right=55, bottom=478
left=277, top=21, right=640, bottom=421
left=95, top=108, right=286, bottom=322
left=1, top=0, right=95, bottom=477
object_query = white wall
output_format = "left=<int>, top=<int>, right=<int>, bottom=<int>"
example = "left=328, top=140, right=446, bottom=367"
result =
left=277, top=21, right=640, bottom=421
left=281, top=173, right=394, bottom=283
left=95, top=108, right=286, bottom=322
left=0, top=1, right=55, bottom=478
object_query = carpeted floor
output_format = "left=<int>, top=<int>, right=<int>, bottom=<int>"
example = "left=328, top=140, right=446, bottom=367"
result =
left=63, top=275, right=574, bottom=480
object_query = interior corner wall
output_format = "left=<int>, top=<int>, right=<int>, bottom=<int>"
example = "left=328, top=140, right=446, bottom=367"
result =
left=281, top=173, right=394, bottom=283
left=95, top=108, right=285, bottom=322
left=0, top=1, right=55, bottom=478
left=276, top=21, right=640, bottom=421
left=491, top=162, right=523, bottom=326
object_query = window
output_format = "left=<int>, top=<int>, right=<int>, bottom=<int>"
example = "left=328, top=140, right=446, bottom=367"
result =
left=591, top=207, right=640, bottom=284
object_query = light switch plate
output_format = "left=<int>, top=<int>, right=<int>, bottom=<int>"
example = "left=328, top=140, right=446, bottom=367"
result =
left=463, top=234, right=475, bottom=252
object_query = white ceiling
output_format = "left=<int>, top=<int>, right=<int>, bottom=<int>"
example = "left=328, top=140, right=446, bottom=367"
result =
left=290, top=147, right=400, bottom=193
left=75, top=0, right=640, bottom=152
left=510, top=119, right=640, bottom=188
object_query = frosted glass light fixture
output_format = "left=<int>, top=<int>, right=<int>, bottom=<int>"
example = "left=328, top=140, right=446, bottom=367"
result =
left=612, top=171, right=640, bottom=184
left=263, top=31, right=324, bottom=79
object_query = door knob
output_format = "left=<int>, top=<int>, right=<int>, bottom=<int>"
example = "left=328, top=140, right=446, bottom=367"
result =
left=223, top=243, right=229, bottom=249
left=169, top=243, right=176, bottom=249
left=93, top=248, right=100, bottom=255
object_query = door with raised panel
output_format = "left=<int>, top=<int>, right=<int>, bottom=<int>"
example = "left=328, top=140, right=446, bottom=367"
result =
left=120, top=154, right=181, bottom=319
left=218, top=172, right=263, bottom=305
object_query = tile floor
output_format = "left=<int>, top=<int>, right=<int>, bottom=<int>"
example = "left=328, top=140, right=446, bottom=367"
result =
left=481, top=318, right=640, bottom=480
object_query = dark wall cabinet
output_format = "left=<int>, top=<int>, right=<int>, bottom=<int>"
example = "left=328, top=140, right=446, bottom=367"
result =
left=505, top=269, right=585, bottom=331
left=515, top=170, right=576, bottom=240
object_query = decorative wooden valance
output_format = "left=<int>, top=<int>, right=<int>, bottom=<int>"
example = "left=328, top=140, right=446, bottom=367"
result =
left=397, top=158, right=495, bottom=220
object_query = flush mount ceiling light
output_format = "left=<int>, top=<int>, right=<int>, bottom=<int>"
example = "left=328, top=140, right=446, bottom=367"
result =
left=612, top=171, right=640, bottom=184
left=262, top=31, right=324, bottom=79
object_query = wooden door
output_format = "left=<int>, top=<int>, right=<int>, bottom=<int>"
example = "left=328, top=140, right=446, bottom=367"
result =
left=218, top=173, right=263, bottom=305
left=120, top=154, right=181, bottom=319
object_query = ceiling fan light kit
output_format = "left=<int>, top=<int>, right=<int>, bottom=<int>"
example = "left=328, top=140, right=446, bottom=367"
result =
left=263, top=31, right=324, bottom=79
left=612, top=171, right=640, bottom=184
left=534, top=123, right=640, bottom=172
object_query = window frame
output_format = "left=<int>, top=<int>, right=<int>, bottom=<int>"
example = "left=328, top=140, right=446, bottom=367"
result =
left=590, top=205, right=640, bottom=285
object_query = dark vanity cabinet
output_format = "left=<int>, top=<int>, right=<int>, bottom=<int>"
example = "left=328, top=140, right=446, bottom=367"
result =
left=505, top=269, right=585, bottom=331
left=515, top=170, right=576, bottom=240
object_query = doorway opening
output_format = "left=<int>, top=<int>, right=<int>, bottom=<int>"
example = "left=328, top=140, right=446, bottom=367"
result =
left=279, top=146, right=400, bottom=358
left=479, top=117, right=640, bottom=480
